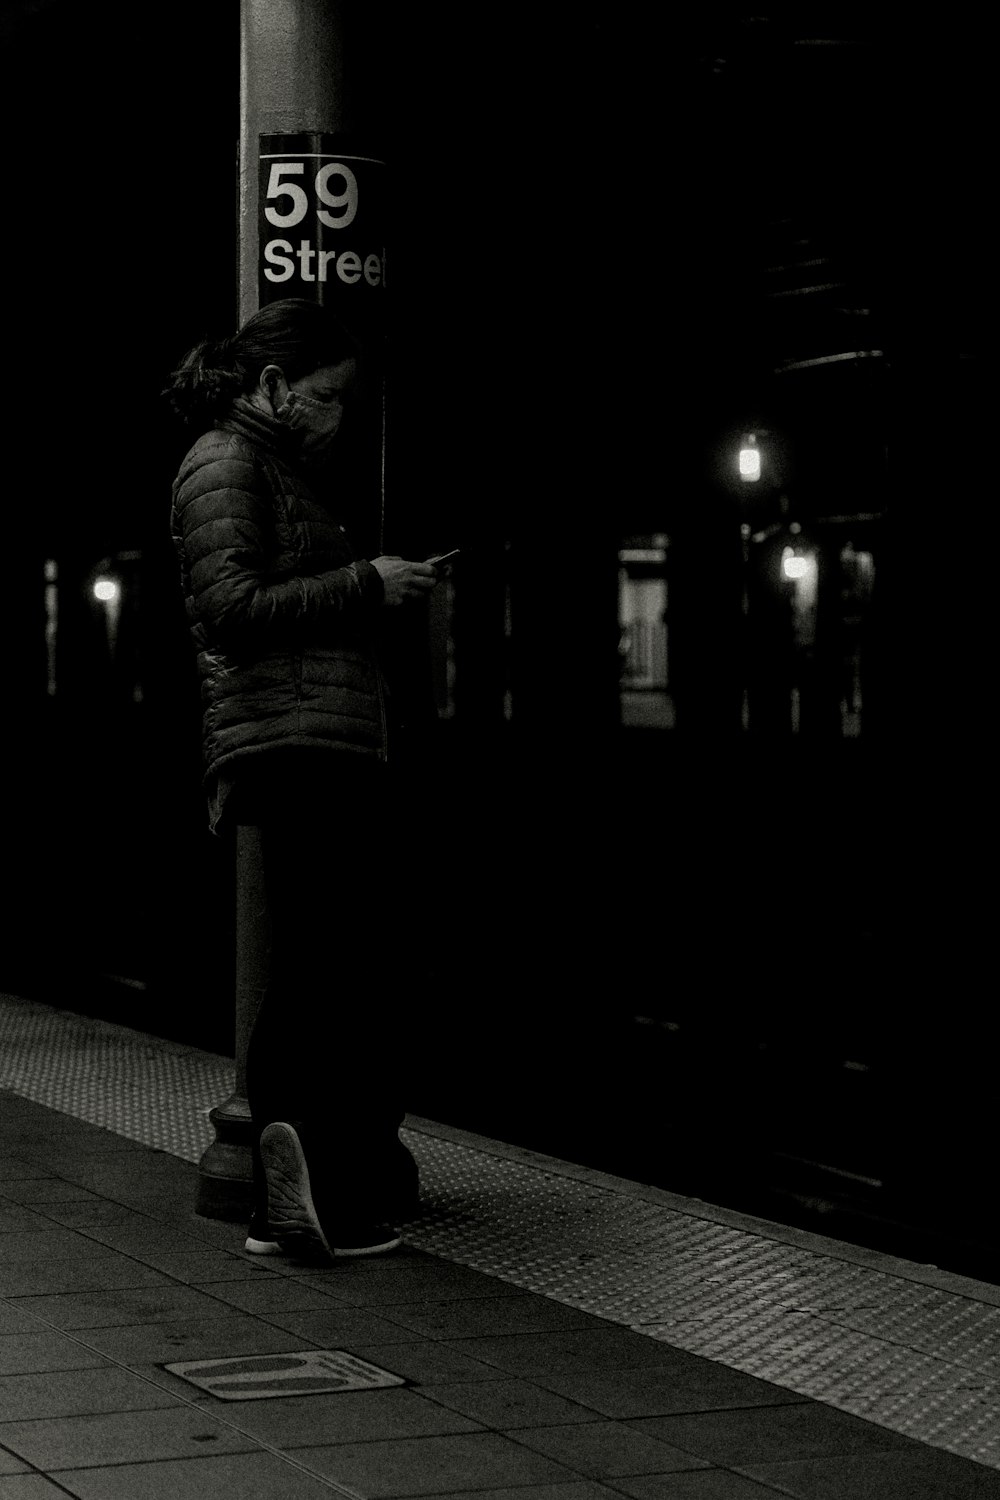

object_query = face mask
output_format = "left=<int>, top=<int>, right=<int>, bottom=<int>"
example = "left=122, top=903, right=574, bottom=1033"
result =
left=275, top=389, right=345, bottom=456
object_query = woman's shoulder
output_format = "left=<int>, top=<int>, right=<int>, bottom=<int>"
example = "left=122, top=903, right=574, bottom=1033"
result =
left=183, top=421, right=258, bottom=462
left=175, top=424, right=265, bottom=489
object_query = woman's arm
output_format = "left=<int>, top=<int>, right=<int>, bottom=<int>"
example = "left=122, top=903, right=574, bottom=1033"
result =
left=173, top=450, right=383, bottom=654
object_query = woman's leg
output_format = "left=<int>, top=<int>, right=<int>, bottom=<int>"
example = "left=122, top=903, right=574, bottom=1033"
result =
left=244, top=754, right=416, bottom=1234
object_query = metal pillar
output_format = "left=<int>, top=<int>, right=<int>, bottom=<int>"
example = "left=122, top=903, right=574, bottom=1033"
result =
left=237, top=0, right=359, bottom=323
left=195, top=825, right=269, bottom=1218
left=196, top=0, right=365, bottom=1219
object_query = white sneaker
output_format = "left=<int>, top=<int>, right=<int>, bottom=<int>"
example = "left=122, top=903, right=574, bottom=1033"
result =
left=259, top=1121, right=402, bottom=1261
left=244, top=1211, right=286, bottom=1256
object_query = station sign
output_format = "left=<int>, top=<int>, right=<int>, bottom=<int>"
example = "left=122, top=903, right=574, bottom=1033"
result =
left=258, top=133, right=386, bottom=335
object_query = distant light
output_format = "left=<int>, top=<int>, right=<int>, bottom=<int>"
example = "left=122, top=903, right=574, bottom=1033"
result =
left=93, top=578, right=120, bottom=603
left=782, top=546, right=817, bottom=583
left=739, top=434, right=761, bottom=481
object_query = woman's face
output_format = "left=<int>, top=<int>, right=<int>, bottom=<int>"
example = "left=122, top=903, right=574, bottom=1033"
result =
left=258, top=358, right=358, bottom=458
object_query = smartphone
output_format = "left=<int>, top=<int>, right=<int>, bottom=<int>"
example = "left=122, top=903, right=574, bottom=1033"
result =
left=427, top=549, right=460, bottom=567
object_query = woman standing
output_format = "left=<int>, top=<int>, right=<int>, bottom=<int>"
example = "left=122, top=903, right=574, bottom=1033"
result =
left=166, top=298, right=439, bottom=1260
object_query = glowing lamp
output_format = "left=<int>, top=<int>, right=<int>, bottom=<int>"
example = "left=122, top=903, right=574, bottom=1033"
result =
left=783, top=556, right=809, bottom=580
left=739, top=434, right=761, bottom=481
left=93, top=578, right=120, bottom=603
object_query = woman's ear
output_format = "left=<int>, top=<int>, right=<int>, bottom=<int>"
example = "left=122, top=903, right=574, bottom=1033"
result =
left=258, top=364, right=290, bottom=411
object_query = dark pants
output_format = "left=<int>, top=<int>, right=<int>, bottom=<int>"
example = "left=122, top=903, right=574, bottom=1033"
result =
left=233, top=750, right=417, bottom=1223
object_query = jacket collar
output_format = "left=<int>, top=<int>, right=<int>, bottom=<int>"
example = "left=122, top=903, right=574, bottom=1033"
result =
left=217, top=395, right=297, bottom=456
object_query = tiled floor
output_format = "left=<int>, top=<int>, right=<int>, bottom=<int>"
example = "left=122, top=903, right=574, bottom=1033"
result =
left=3, top=1091, right=1000, bottom=1498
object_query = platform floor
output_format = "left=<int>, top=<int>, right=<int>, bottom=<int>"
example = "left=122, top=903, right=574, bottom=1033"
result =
left=1, top=991, right=998, bottom=1499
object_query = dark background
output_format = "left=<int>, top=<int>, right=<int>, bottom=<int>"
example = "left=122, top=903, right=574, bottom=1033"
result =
left=0, top=5, right=990, bottom=1277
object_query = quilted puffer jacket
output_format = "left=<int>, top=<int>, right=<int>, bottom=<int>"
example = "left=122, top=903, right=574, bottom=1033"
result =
left=170, top=397, right=388, bottom=798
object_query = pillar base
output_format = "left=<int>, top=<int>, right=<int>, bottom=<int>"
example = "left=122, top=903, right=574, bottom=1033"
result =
left=195, top=1094, right=255, bottom=1222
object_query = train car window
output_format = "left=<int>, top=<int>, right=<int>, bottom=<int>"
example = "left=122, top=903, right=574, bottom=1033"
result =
left=618, top=533, right=674, bottom=729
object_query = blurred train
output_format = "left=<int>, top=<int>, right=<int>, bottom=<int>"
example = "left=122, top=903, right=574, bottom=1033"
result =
left=3, top=478, right=991, bottom=1286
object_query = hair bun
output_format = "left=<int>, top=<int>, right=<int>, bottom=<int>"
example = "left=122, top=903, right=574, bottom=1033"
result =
left=204, top=335, right=235, bottom=368
left=162, top=336, right=245, bottom=427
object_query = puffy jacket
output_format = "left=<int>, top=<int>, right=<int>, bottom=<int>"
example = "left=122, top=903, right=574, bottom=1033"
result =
left=170, top=397, right=388, bottom=794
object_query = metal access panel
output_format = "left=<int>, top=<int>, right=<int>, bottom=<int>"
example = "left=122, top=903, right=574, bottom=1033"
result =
left=164, top=1349, right=407, bottom=1401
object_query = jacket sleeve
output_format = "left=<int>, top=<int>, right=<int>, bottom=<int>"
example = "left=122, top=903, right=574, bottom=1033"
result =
left=173, top=448, right=384, bottom=654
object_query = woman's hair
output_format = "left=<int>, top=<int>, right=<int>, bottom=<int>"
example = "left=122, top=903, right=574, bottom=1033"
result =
left=163, top=298, right=360, bottom=427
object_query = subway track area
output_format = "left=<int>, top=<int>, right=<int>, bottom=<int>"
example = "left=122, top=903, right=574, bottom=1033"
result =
left=1, top=991, right=998, bottom=1499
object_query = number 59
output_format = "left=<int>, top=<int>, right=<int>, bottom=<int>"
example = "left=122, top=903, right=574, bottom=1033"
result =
left=263, top=161, right=359, bottom=229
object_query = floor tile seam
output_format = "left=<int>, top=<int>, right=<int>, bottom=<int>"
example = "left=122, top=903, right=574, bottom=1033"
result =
left=4, top=1277, right=488, bottom=1375
left=0, top=1140, right=194, bottom=1188
left=2, top=1284, right=425, bottom=1356
left=3, top=1186, right=212, bottom=1244
left=497, top=1439, right=709, bottom=1484
left=500, top=1407, right=929, bottom=1479
left=729, top=1446, right=1000, bottom=1482
left=41, top=1452, right=367, bottom=1500
left=17, top=1216, right=245, bottom=1262
left=0, top=1461, right=79, bottom=1500
left=615, top=1409, right=949, bottom=1460
left=641, top=1341, right=997, bottom=1411
left=734, top=1398, right=1000, bottom=1472
left=0, top=1309, right=375, bottom=1499
left=0, top=1225, right=235, bottom=1281
left=220, top=1422, right=677, bottom=1489
left=4, top=1225, right=236, bottom=1262
left=463, top=1417, right=805, bottom=1486
left=405, top=1374, right=617, bottom=1431
left=13, top=1140, right=201, bottom=1174
left=418, top=1327, right=1000, bottom=1471
left=6, top=1391, right=684, bottom=1497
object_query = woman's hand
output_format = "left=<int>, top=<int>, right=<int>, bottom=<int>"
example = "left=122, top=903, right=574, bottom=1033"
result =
left=371, top=556, right=439, bottom=607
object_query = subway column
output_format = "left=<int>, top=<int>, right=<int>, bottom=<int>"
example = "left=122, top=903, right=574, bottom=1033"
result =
left=196, top=0, right=386, bottom=1219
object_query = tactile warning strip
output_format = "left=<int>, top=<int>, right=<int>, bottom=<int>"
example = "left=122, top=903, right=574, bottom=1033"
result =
left=0, top=993, right=233, bottom=1160
left=404, top=1125, right=1000, bottom=1469
left=2, top=991, right=998, bottom=1472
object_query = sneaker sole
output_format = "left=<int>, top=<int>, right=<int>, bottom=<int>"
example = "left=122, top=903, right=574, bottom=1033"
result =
left=244, top=1235, right=285, bottom=1256
left=259, top=1122, right=334, bottom=1263
left=332, top=1232, right=403, bottom=1258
